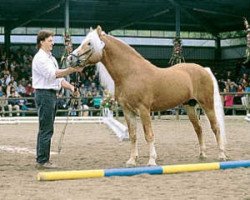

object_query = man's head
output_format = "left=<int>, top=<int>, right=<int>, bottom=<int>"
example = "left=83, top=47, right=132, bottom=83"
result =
left=36, top=30, right=55, bottom=52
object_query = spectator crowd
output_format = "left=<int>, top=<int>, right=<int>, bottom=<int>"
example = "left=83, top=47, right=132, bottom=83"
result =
left=0, top=46, right=106, bottom=117
left=218, top=66, right=250, bottom=108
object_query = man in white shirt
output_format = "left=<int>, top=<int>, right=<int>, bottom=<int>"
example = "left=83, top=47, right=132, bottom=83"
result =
left=32, top=29, right=82, bottom=169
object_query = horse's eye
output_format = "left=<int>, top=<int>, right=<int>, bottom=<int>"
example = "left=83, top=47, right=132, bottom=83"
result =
left=88, top=42, right=91, bottom=46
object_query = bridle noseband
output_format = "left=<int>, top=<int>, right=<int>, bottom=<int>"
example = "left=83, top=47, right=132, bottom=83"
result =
left=69, top=47, right=93, bottom=68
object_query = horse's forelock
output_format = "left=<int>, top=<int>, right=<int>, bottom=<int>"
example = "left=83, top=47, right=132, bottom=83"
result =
left=81, top=30, right=104, bottom=54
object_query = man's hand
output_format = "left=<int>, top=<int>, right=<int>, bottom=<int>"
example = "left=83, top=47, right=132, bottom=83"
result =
left=70, top=66, right=84, bottom=73
left=71, top=87, right=80, bottom=98
left=56, top=66, right=83, bottom=78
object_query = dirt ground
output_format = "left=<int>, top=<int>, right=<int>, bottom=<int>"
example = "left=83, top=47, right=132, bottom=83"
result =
left=0, top=116, right=249, bottom=200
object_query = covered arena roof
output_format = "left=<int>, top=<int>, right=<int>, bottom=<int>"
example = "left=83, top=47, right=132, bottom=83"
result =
left=0, top=0, right=249, bottom=35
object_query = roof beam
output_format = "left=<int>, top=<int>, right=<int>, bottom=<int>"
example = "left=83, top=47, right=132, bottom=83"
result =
left=192, top=8, right=241, bottom=18
left=109, top=8, right=170, bottom=31
left=10, top=0, right=65, bottom=30
left=167, top=0, right=219, bottom=36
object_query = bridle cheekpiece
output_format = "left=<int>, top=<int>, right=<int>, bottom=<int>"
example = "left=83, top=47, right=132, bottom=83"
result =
left=69, top=47, right=93, bottom=68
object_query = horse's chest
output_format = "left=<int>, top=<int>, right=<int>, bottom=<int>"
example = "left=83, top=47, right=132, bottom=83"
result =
left=116, top=92, right=141, bottom=112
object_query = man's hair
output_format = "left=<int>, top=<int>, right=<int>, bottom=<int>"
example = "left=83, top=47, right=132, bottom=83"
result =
left=36, top=30, right=54, bottom=49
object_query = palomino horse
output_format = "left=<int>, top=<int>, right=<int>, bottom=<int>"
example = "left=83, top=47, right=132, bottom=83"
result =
left=67, top=26, right=227, bottom=166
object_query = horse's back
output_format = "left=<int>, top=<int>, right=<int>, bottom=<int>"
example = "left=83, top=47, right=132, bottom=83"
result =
left=169, top=63, right=212, bottom=83
left=171, top=63, right=207, bottom=73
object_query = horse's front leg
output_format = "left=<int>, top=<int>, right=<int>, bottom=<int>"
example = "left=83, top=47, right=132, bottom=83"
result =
left=139, top=107, right=157, bottom=166
left=123, top=108, right=138, bottom=167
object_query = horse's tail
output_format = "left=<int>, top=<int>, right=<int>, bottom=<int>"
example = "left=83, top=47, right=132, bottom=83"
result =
left=205, top=68, right=226, bottom=143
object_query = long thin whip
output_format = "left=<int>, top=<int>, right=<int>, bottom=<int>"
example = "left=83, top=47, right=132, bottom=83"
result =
left=57, top=98, right=75, bottom=154
left=57, top=77, right=81, bottom=155
left=58, top=29, right=74, bottom=155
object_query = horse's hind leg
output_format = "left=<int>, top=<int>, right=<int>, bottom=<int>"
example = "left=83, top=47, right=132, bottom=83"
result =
left=200, top=104, right=227, bottom=160
left=184, top=105, right=207, bottom=159
left=123, top=108, right=138, bottom=167
left=139, top=106, right=157, bottom=166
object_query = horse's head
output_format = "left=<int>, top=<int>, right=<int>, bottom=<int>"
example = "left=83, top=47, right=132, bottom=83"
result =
left=66, top=26, right=105, bottom=68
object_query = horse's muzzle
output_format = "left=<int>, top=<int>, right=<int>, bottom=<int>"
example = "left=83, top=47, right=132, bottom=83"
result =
left=66, top=54, right=78, bottom=68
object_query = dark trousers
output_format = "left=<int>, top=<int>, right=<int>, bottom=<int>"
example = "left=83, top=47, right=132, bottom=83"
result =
left=35, top=89, right=57, bottom=164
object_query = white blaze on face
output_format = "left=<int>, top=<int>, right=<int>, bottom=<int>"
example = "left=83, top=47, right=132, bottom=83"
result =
left=74, top=29, right=105, bottom=57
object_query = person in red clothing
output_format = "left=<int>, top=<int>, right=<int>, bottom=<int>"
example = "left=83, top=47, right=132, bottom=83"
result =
left=224, top=85, right=234, bottom=107
left=25, top=82, right=34, bottom=97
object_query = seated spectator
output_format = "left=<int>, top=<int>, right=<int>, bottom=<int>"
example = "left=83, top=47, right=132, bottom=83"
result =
left=242, top=73, right=249, bottom=82
left=16, top=80, right=26, bottom=96
left=2, top=64, right=10, bottom=76
left=79, top=83, right=87, bottom=97
left=0, top=94, right=9, bottom=117
left=242, top=78, right=249, bottom=89
left=25, top=82, right=34, bottom=97
left=1, top=73, right=11, bottom=92
left=10, top=76, right=18, bottom=89
left=9, top=86, right=19, bottom=98
left=241, top=81, right=250, bottom=108
left=218, top=79, right=226, bottom=92
left=19, top=98, right=29, bottom=116
left=81, top=104, right=89, bottom=116
left=66, top=89, right=85, bottom=117
left=56, top=93, right=68, bottom=116
left=10, top=60, right=17, bottom=73
left=68, top=99, right=79, bottom=116
left=89, top=82, right=97, bottom=92
left=245, top=81, right=250, bottom=92
left=80, top=92, right=89, bottom=116
left=6, top=82, right=15, bottom=97
left=8, top=89, right=20, bottom=116
left=86, top=91, right=94, bottom=107
left=234, top=84, right=245, bottom=105
left=230, top=83, right=237, bottom=93
left=226, top=79, right=238, bottom=93
left=224, top=85, right=234, bottom=107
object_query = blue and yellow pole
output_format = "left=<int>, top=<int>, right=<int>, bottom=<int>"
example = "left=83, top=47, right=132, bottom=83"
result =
left=37, top=160, right=250, bottom=181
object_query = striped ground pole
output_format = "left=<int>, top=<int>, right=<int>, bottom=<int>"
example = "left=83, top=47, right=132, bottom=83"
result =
left=37, top=160, right=250, bottom=181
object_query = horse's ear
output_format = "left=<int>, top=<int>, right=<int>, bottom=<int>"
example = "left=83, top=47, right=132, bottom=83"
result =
left=96, top=25, right=102, bottom=36
left=90, top=27, right=93, bottom=32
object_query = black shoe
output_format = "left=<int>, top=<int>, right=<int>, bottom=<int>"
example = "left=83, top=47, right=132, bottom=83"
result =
left=35, top=162, right=57, bottom=170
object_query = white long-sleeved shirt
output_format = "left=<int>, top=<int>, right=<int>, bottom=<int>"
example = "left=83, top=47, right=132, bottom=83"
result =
left=32, top=49, right=64, bottom=90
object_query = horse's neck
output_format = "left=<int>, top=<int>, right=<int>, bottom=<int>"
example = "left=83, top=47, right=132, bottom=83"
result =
left=100, top=35, right=144, bottom=83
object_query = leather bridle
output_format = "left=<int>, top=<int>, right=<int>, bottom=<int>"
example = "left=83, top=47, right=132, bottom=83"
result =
left=69, top=47, right=93, bottom=68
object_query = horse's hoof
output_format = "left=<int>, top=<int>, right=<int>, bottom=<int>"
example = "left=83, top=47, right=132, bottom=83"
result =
left=219, top=154, right=230, bottom=161
left=147, top=159, right=157, bottom=166
left=126, top=159, right=136, bottom=167
left=199, top=153, right=207, bottom=160
left=219, top=157, right=227, bottom=161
